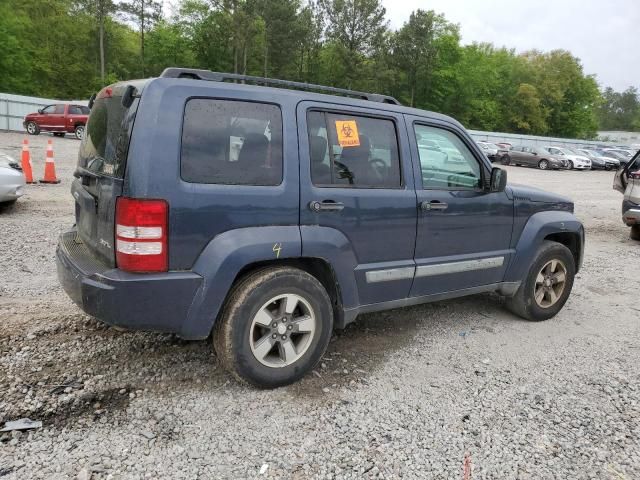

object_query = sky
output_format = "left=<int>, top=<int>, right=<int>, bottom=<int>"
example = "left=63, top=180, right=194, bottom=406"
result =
left=381, top=0, right=640, bottom=91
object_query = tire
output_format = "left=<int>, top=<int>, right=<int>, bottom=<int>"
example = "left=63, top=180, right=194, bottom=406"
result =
left=74, top=125, right=85, bottom=140
left=53, top=132, right=65, bottom=137
left=538, top=159, right=549, bottom=170
left=631, top=225, right=640, bottom=241
left=501, top=154, right=511, bottom=166
left=213, top=267, right=333, bottom=388
left=567, top=160, right=574, bottom=170
left=505, top=240, right=575, bottom=321
left=26, top=122, right=39, bottom=135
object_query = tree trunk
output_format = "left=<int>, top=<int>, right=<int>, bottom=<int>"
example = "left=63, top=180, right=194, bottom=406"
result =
left=242, top=43, right=248, bottom=75
left=99, top=12, right=105, bottom=83
left=140, top=0, right=145, bottom=77
left=263, top=33, right=268, bottom=77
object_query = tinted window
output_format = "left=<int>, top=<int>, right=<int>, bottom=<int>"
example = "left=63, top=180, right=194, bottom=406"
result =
left=307, top=111, right=401, bottom=188
left=414, top=124, right=482, bottom=190
left=181, top=99, right=282, bottom=186
left=41, top=105, right=56, bottom=114
left=69, top=105, right=83, bottom=115
left=80, top=106, right=90, bottom=115
left=54, top=104, right=65, bottom=114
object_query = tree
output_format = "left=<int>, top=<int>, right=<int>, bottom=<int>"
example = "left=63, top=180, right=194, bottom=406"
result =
left=509, top=83, right=547, bottom=133
left=74, top=0, right=119, bottom=84
left=392, top=10, right=456, bottom=107
left=320, top=0, right=387, bottom=88
left=119, top=0, right=162, bottom=76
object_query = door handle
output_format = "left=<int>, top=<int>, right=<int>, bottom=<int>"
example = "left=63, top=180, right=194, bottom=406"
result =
left=420, top=200, right=448, bottom=211
left=309, top=200, right=345, bottom=212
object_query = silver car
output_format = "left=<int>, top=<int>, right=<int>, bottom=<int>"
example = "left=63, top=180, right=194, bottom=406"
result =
left=0, top=153, right=26, bottom=205
left=613, top=151, right=640, bottom=240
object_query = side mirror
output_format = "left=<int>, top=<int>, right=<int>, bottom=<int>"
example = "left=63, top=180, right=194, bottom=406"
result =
left=532, top=151, right=538, bottom=156
left=489, top=167, right=507, bottom=192
left=37, top=109, right=43, bottom=114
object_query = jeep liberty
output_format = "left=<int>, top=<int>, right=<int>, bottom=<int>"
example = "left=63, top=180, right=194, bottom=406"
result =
left=57, top=68, right=585, bottom=387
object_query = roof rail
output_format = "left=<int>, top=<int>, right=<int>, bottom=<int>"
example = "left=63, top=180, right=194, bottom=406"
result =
left=159, top=68, right=401, bottom=105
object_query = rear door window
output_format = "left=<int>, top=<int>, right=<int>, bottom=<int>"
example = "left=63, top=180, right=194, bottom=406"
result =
left=307, top=111, right=401, bottom=188
left=181, top=99, right=283, bottom=186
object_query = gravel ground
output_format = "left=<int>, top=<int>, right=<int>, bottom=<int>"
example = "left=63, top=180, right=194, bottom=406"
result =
left=1, top=130, right=639, bottom=479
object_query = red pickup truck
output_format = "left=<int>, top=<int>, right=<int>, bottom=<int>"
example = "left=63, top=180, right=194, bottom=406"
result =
left=23, top=104, right=90, bottom=140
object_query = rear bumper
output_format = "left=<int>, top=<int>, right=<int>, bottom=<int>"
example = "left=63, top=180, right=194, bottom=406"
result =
left=622, top=201, right=640, bottom=226
left=56, top=230, right=203, bottom=337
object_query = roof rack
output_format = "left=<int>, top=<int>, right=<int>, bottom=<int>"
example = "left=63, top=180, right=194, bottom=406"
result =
left=160, top=68, right=401, bottom=105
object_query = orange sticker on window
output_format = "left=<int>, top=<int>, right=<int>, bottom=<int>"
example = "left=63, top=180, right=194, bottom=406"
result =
left=335, top=120, right=360, bottom=147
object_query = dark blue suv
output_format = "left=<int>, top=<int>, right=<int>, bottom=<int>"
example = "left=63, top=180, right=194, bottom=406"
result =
left=57, top=69, right=584, bottom=387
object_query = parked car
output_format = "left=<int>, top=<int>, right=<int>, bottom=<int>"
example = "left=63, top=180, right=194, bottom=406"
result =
left=542, top=146, right=591, bottom=170
left=507, top=145, right=568, bottom=170
left=476, top=141, right=509, bottom=163
left=496, top=142, right=512, bottom=150
left=573, top=148, right=619, bottom=170
left=56, top=68, right=584, bottom=387
left=23, top=104, right=90, bottom=140
left=613, top=151, right=640, bottom=240
left=602, top=149, right=633, bottom=166
left=0, top=152, right=25, bottom=205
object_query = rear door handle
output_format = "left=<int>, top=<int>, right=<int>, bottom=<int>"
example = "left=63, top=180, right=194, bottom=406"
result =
left=420, top=200, right=448, bottom=211
left=309, top=200, right=345, bottom=212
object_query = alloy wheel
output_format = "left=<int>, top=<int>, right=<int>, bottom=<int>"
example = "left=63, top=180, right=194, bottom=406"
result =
left=533, top=259, right=567, bottom=308
left=249, top=294, right=316, bottom=368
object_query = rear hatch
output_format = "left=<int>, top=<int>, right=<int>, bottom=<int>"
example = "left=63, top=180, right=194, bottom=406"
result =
left=73, top=82, right=145, bottom=267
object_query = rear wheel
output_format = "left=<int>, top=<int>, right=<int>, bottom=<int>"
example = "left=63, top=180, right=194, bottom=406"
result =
left=631, top=225, right=640, bottom=241
left=538, top=159, right=549, bottom=170
left=213, top=267, right=333, bottom=388
left=505, top=241, right=575, bottom=321
left=26, top=122, right=39, bottom=135
left=74, top=125, right=85, bottom=140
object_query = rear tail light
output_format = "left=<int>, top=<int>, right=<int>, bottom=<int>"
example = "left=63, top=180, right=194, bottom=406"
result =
left=115, top=197, right=168, bottom=272
left=629, top=171, right=640, bottom=180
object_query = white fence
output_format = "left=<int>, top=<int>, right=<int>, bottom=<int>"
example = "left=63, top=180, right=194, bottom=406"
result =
left=0, top=93, right=88, bottom=132
left=468, top=130, right=620, bottom=149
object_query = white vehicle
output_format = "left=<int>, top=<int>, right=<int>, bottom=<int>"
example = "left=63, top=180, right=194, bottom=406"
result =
left=543, top=146, right=591, bottom=170
left=0, top=153, right=26, bottom=205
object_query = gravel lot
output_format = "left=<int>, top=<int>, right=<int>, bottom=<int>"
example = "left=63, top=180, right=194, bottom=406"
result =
left=1, top=130, right=639, bottom=479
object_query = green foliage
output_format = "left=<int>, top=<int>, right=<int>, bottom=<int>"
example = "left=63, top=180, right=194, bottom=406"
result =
left=0, top=0, right=629, bottom=139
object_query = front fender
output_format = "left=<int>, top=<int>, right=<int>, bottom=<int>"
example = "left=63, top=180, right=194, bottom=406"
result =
left=504, top=211, right=584, bottom=283
left=180, top=226, right=301, bottom=339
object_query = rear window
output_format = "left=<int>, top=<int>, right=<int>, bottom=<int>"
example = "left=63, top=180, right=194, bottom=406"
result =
left=78, top=94, right=132, bottom=177
left=181, top=99, right=283, bottom=186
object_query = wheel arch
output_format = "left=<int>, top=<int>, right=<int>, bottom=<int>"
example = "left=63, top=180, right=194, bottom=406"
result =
left=504, top=211, right=584, bottom=283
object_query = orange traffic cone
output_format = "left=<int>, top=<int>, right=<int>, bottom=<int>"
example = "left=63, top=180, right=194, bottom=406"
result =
left=21, top=138, right=36, bottom=184
left=39, top=139, right=60, bottom=184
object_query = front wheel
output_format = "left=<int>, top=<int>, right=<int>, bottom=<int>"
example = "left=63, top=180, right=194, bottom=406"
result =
left=213, top=267, right=333, bottom=388
left=501, top=154, right=511, bottom=166
left=26, top=122, right=39, bottom=135
left=538, top=159, right=549, bottom=170
left=505, top=241, right=575, bottom=321
left=567, top=160, right=574, bottom=170
left=631, top=225, right=640, bottom=241
left=74, top=125, right=85, bottom=140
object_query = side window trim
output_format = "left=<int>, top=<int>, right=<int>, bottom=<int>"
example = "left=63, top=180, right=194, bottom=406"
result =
left=412, top=120, right=486, bottom=192
left=307, top=107, right=404, bottom=190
